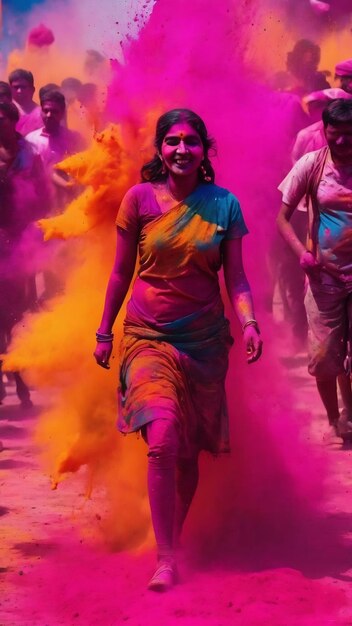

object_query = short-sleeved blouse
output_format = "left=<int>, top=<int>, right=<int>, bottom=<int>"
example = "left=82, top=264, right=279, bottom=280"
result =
left=115, top=182, right=248, bottom=327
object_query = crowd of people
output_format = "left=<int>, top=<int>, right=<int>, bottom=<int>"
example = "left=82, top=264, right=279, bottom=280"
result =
left=272, top=42, right=352, bottom=445
left=0, top=68, right=91, bottom=406
left=2, top=35, right=352, bottom=590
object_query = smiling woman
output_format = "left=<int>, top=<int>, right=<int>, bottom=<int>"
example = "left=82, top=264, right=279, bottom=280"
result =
left=93, top=108, right=262, bottom=591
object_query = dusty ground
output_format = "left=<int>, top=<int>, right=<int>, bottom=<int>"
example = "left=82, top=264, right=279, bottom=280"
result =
left=2, top=355, right=352, bottom=626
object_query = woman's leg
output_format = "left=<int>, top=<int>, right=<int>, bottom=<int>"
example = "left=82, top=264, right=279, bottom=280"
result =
left=143, top=417, right=182, bottom=590
left=144, top=418, right=179, bottom=562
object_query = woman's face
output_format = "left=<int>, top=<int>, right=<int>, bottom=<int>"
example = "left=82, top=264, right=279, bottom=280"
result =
left=160, top=122, right=204, bottom=178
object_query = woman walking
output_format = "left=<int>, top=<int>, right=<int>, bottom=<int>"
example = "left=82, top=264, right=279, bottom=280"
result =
left=94, top=109, right=262, bottom=590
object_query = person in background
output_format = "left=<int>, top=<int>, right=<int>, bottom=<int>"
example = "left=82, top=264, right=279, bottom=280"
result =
left=0, top=82, right=12, bottom=105
left=277, top=99, right=352, bottom=442
left=60, top=77, right=86, bottom=135
left=83, top=49, right=110, bottom=89
left=293, top=88, right=352, bottom=161
left=25, top=90, right=85, bottom=301
left=335, top=59, right=352, bottom=96
left=8, top=69, right=42, bottom=136
left=60, top=77, right=82, bottom=107
left=276, top=88, right=352, bottom=352
left=273, top=39, right=330, bottom=97
left=25, top=89, right=85, bottom=211
left=77, top=82, right=101, bottom=135
left=0, top=102, right=46, bottom=408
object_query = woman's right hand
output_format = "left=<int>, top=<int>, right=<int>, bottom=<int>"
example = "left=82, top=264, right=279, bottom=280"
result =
left=93, top=341, right=113, bottom=369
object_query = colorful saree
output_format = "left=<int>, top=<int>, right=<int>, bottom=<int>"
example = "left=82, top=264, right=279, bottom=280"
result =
left=115, top=182, right=248, bottom=457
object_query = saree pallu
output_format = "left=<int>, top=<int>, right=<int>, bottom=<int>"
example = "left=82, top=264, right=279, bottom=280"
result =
left=117, top=299, right=234, bottom=458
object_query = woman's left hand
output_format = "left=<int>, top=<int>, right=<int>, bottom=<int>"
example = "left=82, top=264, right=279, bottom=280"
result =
left=243, top=326, right=263, bottom=364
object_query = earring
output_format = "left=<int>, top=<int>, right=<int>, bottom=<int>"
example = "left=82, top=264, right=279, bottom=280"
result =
left=200, top=163, right=212, bottom=182
left=158, top=153, right=166, bottom=174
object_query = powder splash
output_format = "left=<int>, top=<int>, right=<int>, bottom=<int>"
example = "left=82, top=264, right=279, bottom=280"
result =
left=3, top=0, right=347, bottom=553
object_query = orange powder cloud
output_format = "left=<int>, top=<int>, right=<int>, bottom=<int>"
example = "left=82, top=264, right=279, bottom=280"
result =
left=3, top=118, right=159, bottom=547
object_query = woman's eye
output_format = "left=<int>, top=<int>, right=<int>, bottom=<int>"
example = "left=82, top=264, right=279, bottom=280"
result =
left=164, top=138, right=179, bottom=146
left=164, top=137, right=201, bottom=146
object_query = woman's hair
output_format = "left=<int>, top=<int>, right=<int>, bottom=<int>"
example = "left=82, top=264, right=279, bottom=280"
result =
left=322, top=98, right=352, bottom=127
left=141, top=108, right=215, bottom=184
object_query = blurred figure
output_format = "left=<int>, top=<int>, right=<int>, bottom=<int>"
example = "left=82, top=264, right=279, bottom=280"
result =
left=274, top=39, right=330, bottom=97
left=83, top=49, right=110, bottom=88
left=26, top=89, right=85, bottom=211
left=77, top=82, right=102, bottom=136
left=0, top=82, right=12, bottom=105
left=61, top=77, right=101, bottom=140
left=0, top=102, right=46, bottom=408
left=335, top=59, right=352, bottom=96
left=293, top=88, right=352, bottom=161
left=60, top=77, right=82, bottom=108
left=83, top=50, right=109, bottom=127
left=8, top=68, right=42, bottom=136
left=60, top=77, right=85, bottom=135
left=26, top=90, right=85, bottom=302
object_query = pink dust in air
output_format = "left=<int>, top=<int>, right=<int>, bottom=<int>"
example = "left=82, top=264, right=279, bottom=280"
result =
left=5, top=0, right=323, bottom=542
left=5, top=0, right=352, bottom=600
left=27, top=23, right=55, bottom=48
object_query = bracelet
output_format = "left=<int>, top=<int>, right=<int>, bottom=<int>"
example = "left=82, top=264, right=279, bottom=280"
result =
left=242, top=319, right=260, bottom=333
left=96, top=331, right=114, bottom=342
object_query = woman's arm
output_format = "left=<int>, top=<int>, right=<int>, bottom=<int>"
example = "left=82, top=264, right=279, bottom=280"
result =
left=276, top=201, right=320, bottom=272
left=222, top=237, right=262, bottom=363
left=94, top=226, right=137, bottom=368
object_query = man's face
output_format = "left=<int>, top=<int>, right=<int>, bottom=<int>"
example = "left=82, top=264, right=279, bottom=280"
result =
left=41, top=100, right=64, bottom=133
left=0, top=92, right=11, bottom=105
left=0, top=111, right=16, bottom=141
left=325, top=122, right=352, bottom=162
left=339, top=76, right=352, bottom=95
left=10, top=79, right=34, bottom=106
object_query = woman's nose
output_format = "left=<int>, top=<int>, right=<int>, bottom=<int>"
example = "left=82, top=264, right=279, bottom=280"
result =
left=176, top=140, right=187, bottom=153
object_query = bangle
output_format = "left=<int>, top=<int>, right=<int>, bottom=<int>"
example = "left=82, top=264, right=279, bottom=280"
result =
left=242, top=319, right=260, bottom=333
left=96, top=331, right=114, bottom=342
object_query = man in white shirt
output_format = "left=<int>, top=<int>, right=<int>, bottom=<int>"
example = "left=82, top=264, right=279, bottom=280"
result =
left=8, top=69, right=42, bottom=136
left=26, top=89, right=85, bottom=211
left=277, top=99, right=352, bottom=441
